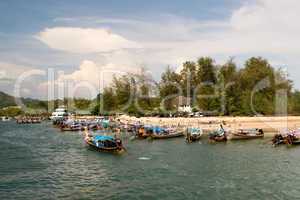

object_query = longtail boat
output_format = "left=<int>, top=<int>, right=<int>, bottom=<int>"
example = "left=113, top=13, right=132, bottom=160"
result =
left=135, top=125, right=153, bottom=139
left=60, top=124, right=83, bottom=131
left=272, top=134, right=286, bottom=146
left=150, top=127, right=184, bottom=139
left=209, top=125, right=228, bottom=142
left=285, top=134, right=300, bottom=145
left=230, top=128, right=264, bottom=140
left=85, top=135, right=125, bottom=153
left=186, top=128, right=203, bottom=142
left=272, top=129, right=300, bottom=146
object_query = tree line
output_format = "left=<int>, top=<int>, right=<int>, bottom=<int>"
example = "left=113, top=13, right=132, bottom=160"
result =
left=92, top=56, right=300, bottom=116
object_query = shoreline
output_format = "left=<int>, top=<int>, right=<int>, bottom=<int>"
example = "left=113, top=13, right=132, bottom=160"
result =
left=119, top=115, right=300, bottom=136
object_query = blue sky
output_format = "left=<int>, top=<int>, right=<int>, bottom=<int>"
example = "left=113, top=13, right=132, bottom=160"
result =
left=0, top=0, right=240, bottom=33
left=0, top=0, right=299, bottom=99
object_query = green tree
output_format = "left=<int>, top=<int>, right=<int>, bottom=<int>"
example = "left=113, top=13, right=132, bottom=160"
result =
left=218, top=58, right=240, bottom=115
left=180, top=61, right=198, bottom=97
left=159, top=66, right=182, bottom=111
left=112, top=75, right=135, bottom=109
left=0, top=107, right=23, bottom=117
left=239, top=57, right=276, bottom=115
left=289, top=91, right=300, bottom=115
left=196, top=57, right=219, bottom=113
left=135, top=68, right=153, bottom=112
left=197, top=57, right=217, bottom=83
left=101, top=87, right=117, bottom=113
left=74, top=98, right=91, bottom=110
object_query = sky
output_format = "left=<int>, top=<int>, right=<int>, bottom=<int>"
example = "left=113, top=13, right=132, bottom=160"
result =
left=0, top=0, right=300, bottom=99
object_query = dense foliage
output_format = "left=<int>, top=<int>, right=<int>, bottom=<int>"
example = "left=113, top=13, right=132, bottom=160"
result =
left=0, top=107, right=24, bottom=117
left=92, top=57, right=299, bottom=116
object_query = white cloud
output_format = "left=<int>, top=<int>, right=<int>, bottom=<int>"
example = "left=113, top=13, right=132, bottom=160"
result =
left=225, top=0, right=300, bottom=54
left=0, top=62, right=34, bottom=80
left=37, top=59, right=145, bottom=98
left=139, top=0, right=300, bottom=58
left=100, top=0, right=300, bottom=73
left=57, top=59, right=142, bottom=86
left=36, top=27, right=140, bottom=53
left=0, top=62, right=48, bottom=98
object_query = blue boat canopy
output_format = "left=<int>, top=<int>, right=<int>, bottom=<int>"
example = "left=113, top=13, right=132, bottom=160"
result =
left=94, top=135, right=115, bottom=142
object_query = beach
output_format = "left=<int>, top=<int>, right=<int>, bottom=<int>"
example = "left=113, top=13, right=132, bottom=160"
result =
left=120, top=115, right=300, bottom=136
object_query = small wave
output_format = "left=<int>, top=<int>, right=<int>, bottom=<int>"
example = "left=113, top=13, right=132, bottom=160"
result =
left=138, top=157, right=151, bottom=160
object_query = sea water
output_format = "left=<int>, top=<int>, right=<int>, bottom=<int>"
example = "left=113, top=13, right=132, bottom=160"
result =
left=0, top=121, right=299, bottom=199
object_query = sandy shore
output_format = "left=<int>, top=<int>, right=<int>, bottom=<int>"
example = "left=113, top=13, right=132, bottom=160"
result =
left=119, top=115, right=300, bottom=136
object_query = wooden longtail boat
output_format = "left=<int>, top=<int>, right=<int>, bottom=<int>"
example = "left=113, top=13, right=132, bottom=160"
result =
left=150, top=127, right=184, bottom=139
left=272, top=129, right=300, bottom=146
left=209, top=125, right=228, bottom=142
left=272, top=134, right=286, bottom=146
left=85, top=135, right=125, bottom=153
left=209, top=134, right=227, bottom=142
left=135, top=125, right=153, bottom=139
left=60, top=124, right=84, bottom=131
left=186, top=128, right=203, bottom=142
left=151, top=132, right=184, bottom=139
left=230, top=129, right=264, bottom=140
left=285, top=134, right=300, bottom=146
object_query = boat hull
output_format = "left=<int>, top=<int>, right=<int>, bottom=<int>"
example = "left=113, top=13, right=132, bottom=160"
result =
left=209, top=135, right=227, bottom=142
left=230, top=133, right=264, bottom=140
left=135, top=128, right=153, bottom=139
left=61, top=127, right=83, bottom=131
left=186, top=134, right=202, bottom=142
left=151, top=132, right=184, bottom=139
left=85, top=140, right=125, bottom=153
left=136, top=133, right=152, bottom=139
left=285, top=135, right=300, bottom=146
left=272, top=133, right=300, bottom=146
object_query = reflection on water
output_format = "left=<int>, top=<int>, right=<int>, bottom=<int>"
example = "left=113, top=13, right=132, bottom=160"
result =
left=1, top=121, right=300, bottom=199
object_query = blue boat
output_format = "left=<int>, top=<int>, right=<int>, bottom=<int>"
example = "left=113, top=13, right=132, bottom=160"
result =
left=186, top=128, right=203, bottom=142
left=136, top=125, right=154, bottom=138
left=209, top=125, right=228, bottom=142
left=85, top=135, right=125, bottom=153
left=150, top=126, right=184, bottom=139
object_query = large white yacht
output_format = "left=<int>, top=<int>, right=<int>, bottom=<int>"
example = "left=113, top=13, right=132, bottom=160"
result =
left=50, top=106, right=69, bottom=121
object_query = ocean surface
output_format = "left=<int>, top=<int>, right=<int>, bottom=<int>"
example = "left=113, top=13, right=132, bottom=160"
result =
left=1, top=121, right=300, bottom=200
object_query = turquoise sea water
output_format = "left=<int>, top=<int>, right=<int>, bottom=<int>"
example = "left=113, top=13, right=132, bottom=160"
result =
left=1, top=121, right=300, bottom=199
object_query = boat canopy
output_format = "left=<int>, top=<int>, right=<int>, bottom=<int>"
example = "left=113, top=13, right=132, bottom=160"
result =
left=101, top=120, right=110, bottom=128
left=94, top=135, right=114, bottom=142
left=188, top=128, right=201, bottom=132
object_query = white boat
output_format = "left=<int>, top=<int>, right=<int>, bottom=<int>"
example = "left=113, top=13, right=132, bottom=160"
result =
left=1, top=116, right=11, bottom=122
left=50, top=106, right=69, bottom=121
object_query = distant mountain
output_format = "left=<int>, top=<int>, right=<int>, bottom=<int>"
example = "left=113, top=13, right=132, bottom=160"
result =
left=0, top=91, right=47, bottom=110
left=0, top=91, right=17, bottom=108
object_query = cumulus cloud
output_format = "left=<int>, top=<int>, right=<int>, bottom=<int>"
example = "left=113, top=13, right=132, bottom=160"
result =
left=102, top=0, right=300, bottom=73
left=137, top=0, right=300, bottom=58
left=223, top=0, right=300, bottom=54
left=57, top=59, right=141, bottom=86
left=37, top=59, right=145, bottom=98
left=0, top=62, right=35, bottom=81
left=0, top=62, right=47, bottom=98
left=36, top=27, right=140, bottom=53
